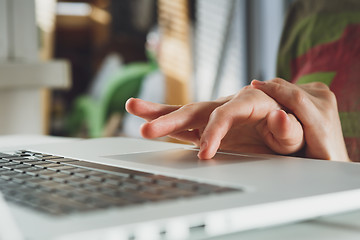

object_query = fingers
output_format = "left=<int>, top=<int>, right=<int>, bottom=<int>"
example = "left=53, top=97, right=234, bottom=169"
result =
left=251, top=79, right=315, bottom=124
left=141, top=101, right=221, bottom=139
left=267, top=110, right=291, bottom=139
left=125, top=98, right=180, bottom=121
left=197, top=99, right=254, bottom=159
left=264, top=110, right=305, bottom=154
left=197, top=108, right=233, bottom=159
left=197, top=88, right=278, bottom=159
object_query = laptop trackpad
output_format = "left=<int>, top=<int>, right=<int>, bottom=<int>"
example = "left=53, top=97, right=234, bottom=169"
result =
left=104, top=149, right=264, bottom=169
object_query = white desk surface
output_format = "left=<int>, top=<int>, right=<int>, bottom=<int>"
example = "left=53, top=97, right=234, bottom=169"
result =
left=213, top=210, right=360, bottom=240
left=1, top=135, right=360, bottom=240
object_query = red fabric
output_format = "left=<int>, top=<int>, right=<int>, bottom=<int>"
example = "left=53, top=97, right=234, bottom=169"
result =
left=291, top=24, right=360, bottom=112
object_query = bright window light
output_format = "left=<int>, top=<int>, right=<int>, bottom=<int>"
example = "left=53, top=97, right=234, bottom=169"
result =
left=56, top=2, right=92, bottom=16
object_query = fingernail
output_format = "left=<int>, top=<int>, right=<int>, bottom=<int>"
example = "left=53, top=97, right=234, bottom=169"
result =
left=140, top=122, right=147, bottom=129
left=251, top=80, right=265, bottom=86
left=125, top=98, right=132, bottom=106
left=197, top=141, right=207, bottom=158
left=200, top=141, right=207, bottom=151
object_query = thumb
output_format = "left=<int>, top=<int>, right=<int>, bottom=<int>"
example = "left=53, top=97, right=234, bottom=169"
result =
left=264, top=110, right=305, bottom=154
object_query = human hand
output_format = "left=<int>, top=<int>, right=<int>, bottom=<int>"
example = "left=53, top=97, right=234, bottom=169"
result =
left=251, top=78, right=350, bottom=162
left=126, top=86, right=304, bottom=159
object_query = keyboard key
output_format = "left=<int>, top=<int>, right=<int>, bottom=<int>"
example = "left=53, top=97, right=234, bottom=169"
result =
left=59, top=158, right=78, bottom=162
left=1, top=162, right=20, bottom=168
left=11, top=164, right=33, bottom=170
left=41, top=163, right=62, bottom=168
left=0, top=153, right=13, bottom=158
left=3, top=157, right=27, bottom=162
left=56, top=158, right=79, bottom=164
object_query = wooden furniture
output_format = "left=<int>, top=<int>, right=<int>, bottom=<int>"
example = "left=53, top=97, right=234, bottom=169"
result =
left=157, top=0, right=193, bottom=105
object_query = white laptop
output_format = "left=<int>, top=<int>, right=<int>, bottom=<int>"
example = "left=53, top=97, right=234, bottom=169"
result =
left=1, top=136, right=360, bottom=240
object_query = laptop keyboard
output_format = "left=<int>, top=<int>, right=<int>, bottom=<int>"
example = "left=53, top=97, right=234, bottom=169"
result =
left=0, top=150, right=239, bottom=215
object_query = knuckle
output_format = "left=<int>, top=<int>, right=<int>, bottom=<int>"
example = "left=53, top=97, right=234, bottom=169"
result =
left=325, top=89, right=337, bottom=101
left=312, top=90, right=338, bottom=120
left=271, top=82, right=284, bottom=94
left=292, top=89, right=307, bottom=106
left=313, top=87, right=337, bottom=107
left=208, top=107, right=233, bottom=130
left=323, top=90, right=338, bottom=108
left=209, top=107, right=230, bottom=125
left=239, top=86, right=259, bottom=96
left=311, top=81, right=330, bottom=90
left=211, top=107, right=226, bottom=119
left=271, top=78, right=287, bottom=84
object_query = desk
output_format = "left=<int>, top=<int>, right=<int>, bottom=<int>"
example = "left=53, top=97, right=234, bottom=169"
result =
left=1, top=135, right=360, bottom=240
left=213, top=210, right=360, bottom=239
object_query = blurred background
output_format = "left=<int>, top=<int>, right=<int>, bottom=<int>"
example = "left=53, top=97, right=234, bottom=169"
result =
left=0, top=0, right=295, bottom=140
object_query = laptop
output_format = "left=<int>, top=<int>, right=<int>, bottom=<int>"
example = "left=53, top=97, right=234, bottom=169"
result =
left=1, top=136, right=360, bottom=240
